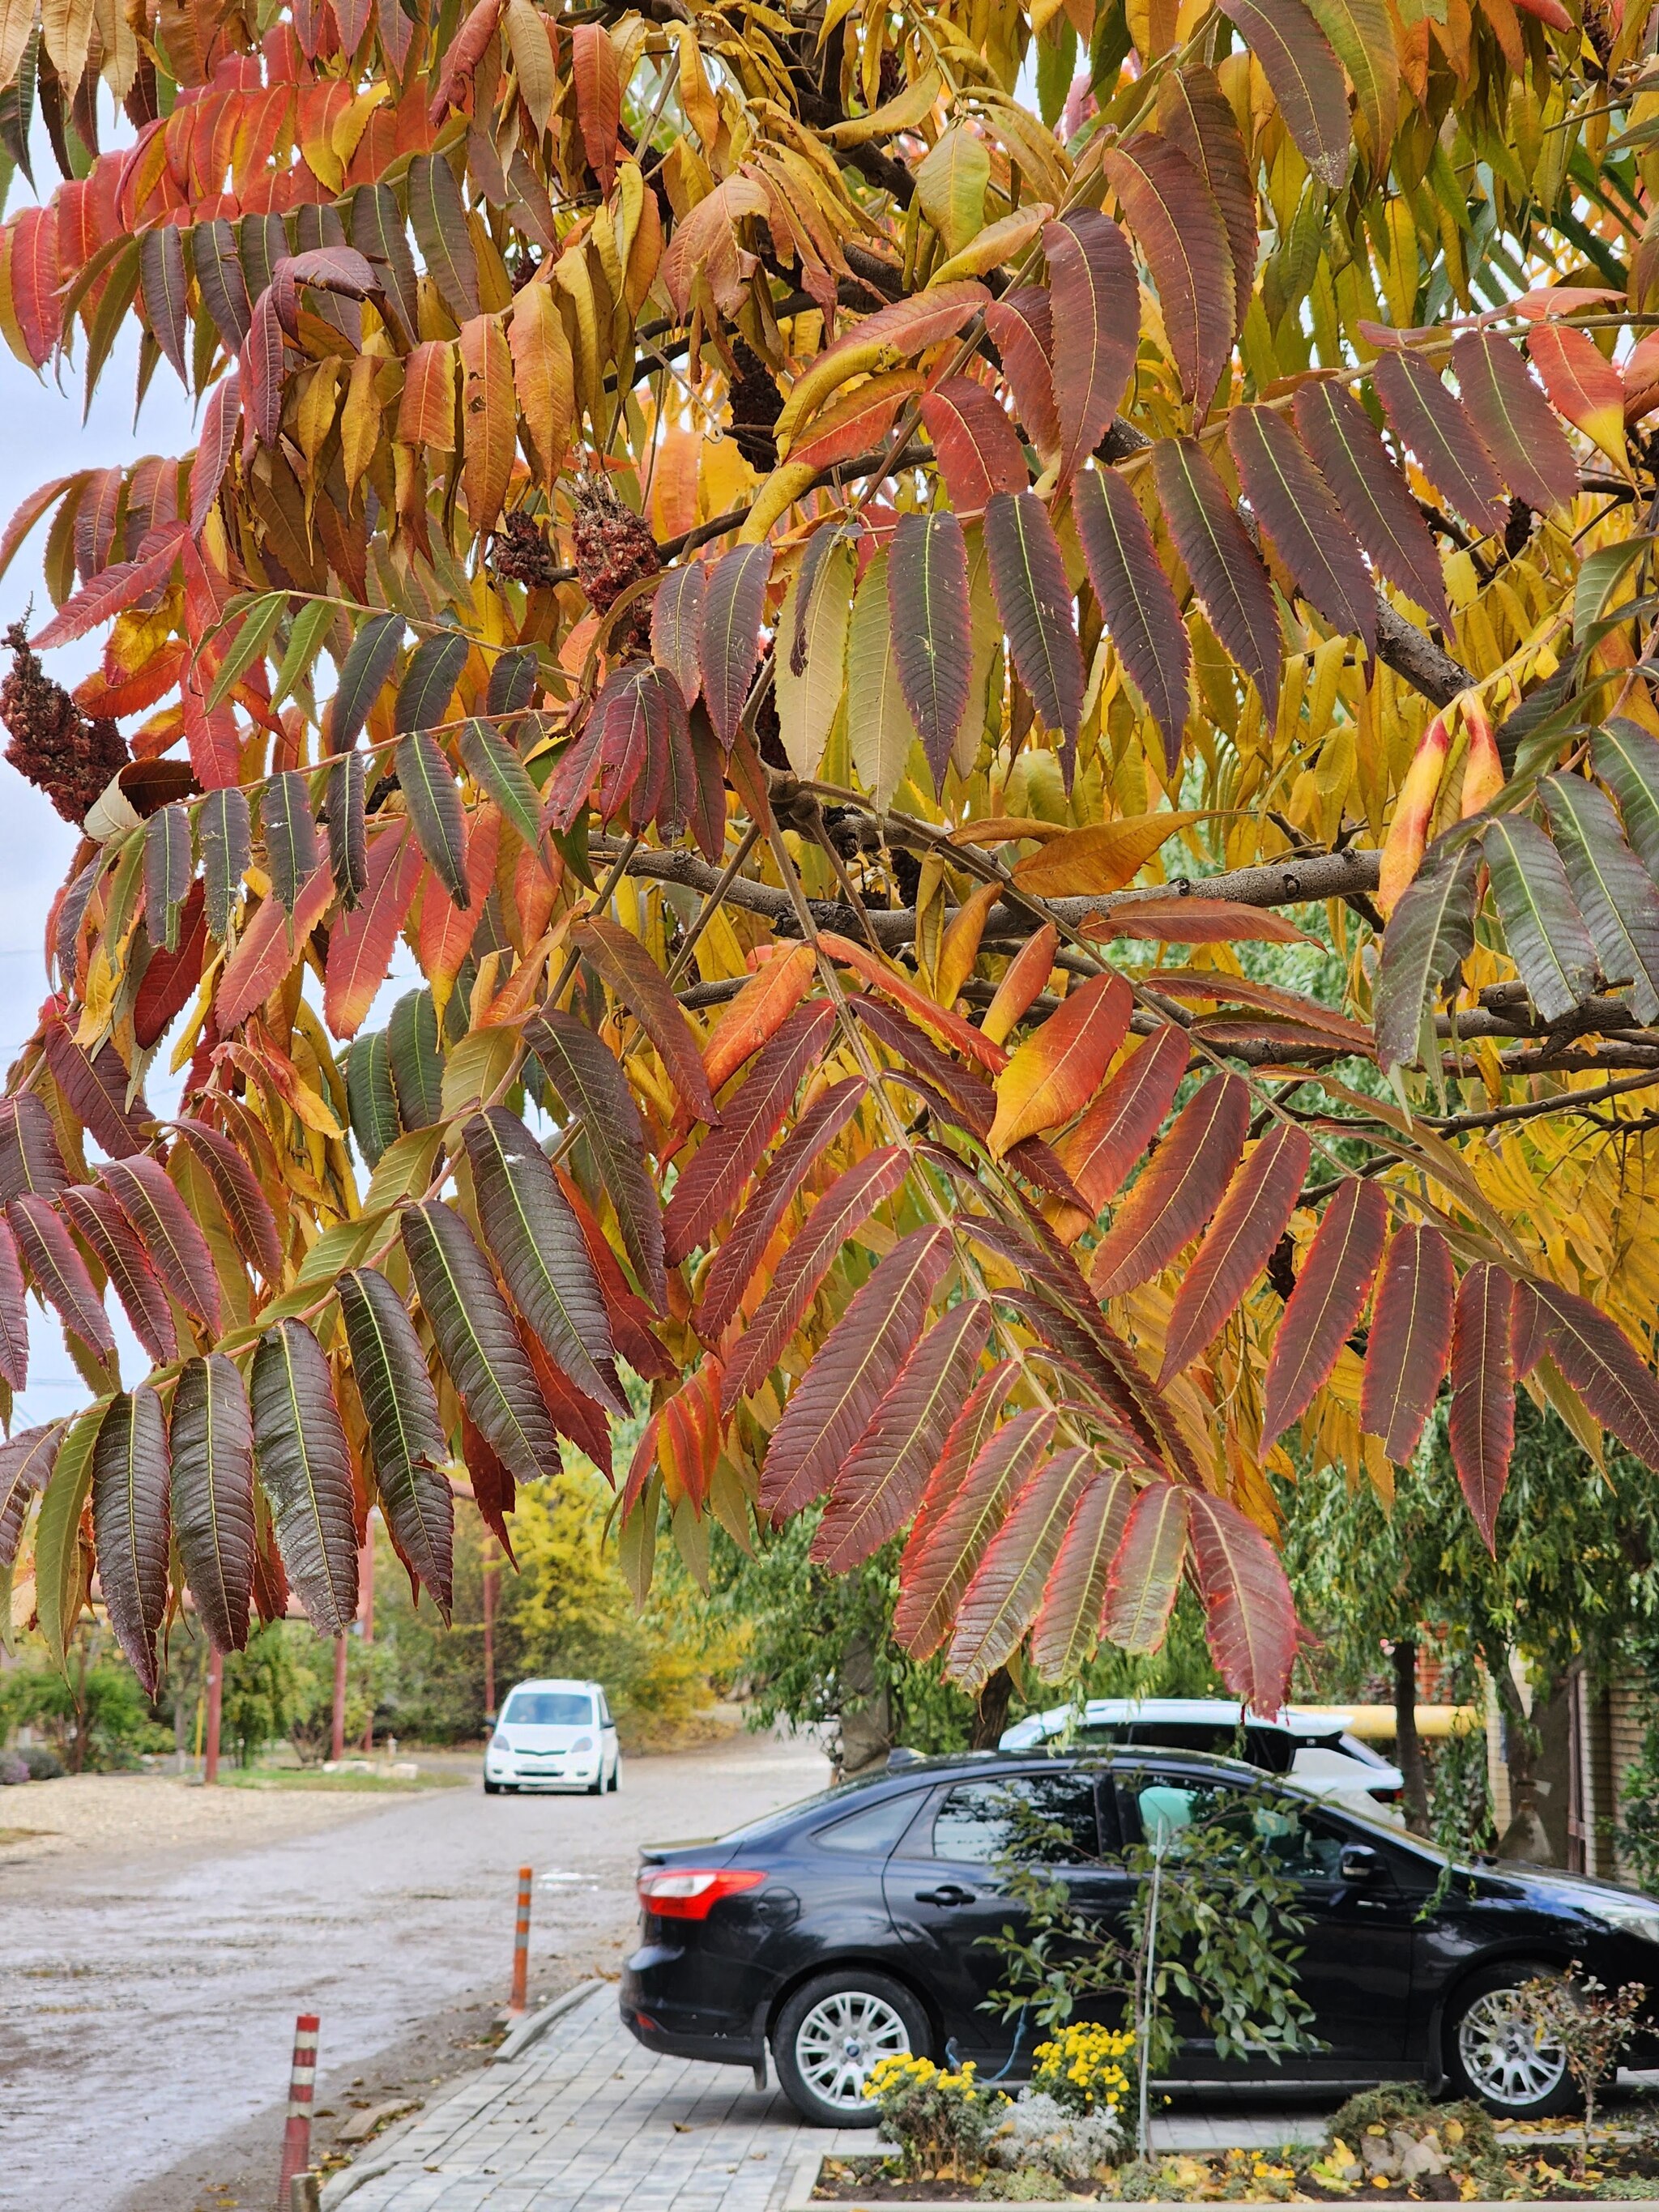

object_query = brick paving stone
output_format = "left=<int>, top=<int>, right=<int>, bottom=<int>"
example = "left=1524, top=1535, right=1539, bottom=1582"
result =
left=335, top=1985, right=1337, bottom=2211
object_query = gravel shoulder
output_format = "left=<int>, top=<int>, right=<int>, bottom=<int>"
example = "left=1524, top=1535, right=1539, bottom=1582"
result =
left=2, top=1730, right=832, bottom=2212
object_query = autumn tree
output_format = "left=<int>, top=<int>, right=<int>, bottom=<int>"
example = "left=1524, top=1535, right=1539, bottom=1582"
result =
left=2, top=0, right=1659, bottom=1715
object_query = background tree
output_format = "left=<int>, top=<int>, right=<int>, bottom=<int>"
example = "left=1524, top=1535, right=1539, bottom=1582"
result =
left=2, top=0, right=1659, bottom=1715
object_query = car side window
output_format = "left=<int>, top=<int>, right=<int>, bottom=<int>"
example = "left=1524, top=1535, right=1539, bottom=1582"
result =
left=930, top=1775, right=1100, bottom=1864
left=597, top=1692, right=612, bottom=1725
left=1118, top=1775, right=1349, bottom=1879
left=813, top=1792, right=923, bottom=1856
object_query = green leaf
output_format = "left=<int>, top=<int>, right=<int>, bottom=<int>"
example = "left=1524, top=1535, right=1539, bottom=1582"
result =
left=459, top=716, right=544, bottom=852
left=143, top=803, right=193, bottom=955
left=324, top=748, right=369, bottom=908
left=401, top=1199, right=564, bottom=1482
left=394, top=629, right=470, bottom=734
left=462, top=1106, right=624, bottom=1413
left=273, top=597, right=335, bottom=709
left=199, top=786, right=251, bottom=943
left=847, top=547, right=915, bottom=810
left=1373, top=834, right=1481, bottom=1072
left=1540, top=774, right=1659, bottom=1024
left=1482, top=814, right=1598, bottom=1024
left=261, top=769, right=321, bottom=917
left=345, top=1028, right=401, bottom=1167
left=90, top=1387, right=171, bottom=1697
left=397, top=731, right=471, bottom=908
left=338, top=1266, right=454, bottom=1620
left=917, top=125, right=991, bottom=257
left=407, top=152, right=481, bottom=322
left=525, top=1009, right=667, bottom=1311
left=1574, top=538, right=1652, bottom=644
left=207, top=592, right=287, bottom=712
left=168, top=1353, right=256, bottom=1655
left=1593, top=717, right=1659, bottom=880
left=36, top=1404, right=101, bottom=1669
left=249, top=1317, right=360, bottom=1634
left=388, top=987, right=445, bottom=1130
left=325, top=610, right=403, bottom=752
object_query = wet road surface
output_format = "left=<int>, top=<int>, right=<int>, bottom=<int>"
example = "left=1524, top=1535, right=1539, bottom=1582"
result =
left=0, top=1733, right=830, bottom=2212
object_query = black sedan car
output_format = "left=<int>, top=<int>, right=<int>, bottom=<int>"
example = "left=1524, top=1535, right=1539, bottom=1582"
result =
left=621, top=1747, right=1659, bottom=2128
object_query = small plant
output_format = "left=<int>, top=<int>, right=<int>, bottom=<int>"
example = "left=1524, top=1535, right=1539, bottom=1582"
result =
left=1519, top=1963, right=1649, bottom=2177
left=863, top=2052, right=1004, bottom=2180
left=1320, top=2085, right=1506, bottom=2198
left=1029, top=2022, right=1136, bottom=2118
left=986, top=2090, right=1124, bottom=2186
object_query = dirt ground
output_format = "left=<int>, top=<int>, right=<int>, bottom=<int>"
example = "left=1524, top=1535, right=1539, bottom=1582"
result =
left=0, top=1728, right=833, bottom=2212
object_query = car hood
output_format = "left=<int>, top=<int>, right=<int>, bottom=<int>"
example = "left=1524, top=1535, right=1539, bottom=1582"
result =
left=1465, top=1859, right=1659, bottom=1916
left=500, top=1725, right=589, bottom=1748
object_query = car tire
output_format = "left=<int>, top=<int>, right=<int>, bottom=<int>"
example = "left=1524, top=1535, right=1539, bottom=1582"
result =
left=1444, top=1960, right=1580, bottom=2119
left=772, top=1969, right=931, bottom=2128
left=484, top=1777, right=500, bottom=1796
left=608, top=1759, right=621, bottom=1794
left=586, top=1771, right=603, bottom=1796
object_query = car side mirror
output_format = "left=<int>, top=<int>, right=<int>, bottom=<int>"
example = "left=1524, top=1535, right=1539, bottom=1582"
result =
left=1340, top=1843, right=1382, bottom=1882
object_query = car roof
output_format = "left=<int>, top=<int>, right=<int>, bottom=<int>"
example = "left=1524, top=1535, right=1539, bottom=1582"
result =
left=1016, top=1698, right=1341, bottom=1730
left=504, top=1677, right=600, bottom=1694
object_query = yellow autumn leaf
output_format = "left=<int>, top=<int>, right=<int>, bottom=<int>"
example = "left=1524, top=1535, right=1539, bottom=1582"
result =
left=1011, top=813, right=1209, bottom=897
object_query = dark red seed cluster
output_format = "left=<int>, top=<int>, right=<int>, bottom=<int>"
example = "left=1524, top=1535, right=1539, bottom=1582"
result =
left=490, top=510, right=565, bottom=590
left=727, top=338, right=783, bottom=471
left=574, top=475, right=660, bottom=652
left=0, top=620, right=128, bottom=823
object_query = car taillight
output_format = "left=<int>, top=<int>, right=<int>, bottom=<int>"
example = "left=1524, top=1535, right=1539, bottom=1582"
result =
left=637, top=1868, right=766, bottom=1920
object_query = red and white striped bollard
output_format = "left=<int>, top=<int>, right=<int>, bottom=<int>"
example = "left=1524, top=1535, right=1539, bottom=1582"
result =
left=508, top=1865, right=532, bottom=2018
left=277, top=2012, right=320, bottom=2203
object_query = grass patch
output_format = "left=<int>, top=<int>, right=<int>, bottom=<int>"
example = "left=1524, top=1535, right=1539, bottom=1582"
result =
left=0, top=1825, right=55, bottom=1844
left=216, top=1767, right=467, bottom=1792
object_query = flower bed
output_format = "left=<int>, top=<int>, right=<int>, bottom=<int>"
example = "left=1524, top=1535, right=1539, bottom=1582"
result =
left=812, top=2080, right=1659, bottom=2203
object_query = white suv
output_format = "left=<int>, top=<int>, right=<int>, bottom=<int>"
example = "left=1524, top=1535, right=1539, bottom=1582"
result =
left=999, top=1697, right=1404, bottom=1816
left=484, top=1678, right=621, bottom=1796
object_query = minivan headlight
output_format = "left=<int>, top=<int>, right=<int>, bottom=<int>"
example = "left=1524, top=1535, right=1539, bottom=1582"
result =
left=572, top=1734, right=594, bottom=1752
left=1592, top=1897, right=1659, bottom=1946
left=489, top=1733, right=510, bottom=1754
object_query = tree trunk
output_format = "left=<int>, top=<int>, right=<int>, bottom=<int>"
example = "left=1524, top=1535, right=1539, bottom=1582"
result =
left=836, top=1627, right=893, bottom=1776
left=971, top=1666, right=1013, bottom=1751
left=1393, top=1639, right=1431, bottom=1836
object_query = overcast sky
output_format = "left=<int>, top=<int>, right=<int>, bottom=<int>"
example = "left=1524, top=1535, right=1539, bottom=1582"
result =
left=1, top=322, right=198, bottom=1427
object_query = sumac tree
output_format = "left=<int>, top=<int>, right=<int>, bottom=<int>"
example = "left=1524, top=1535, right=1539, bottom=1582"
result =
left=1, top=0, right=1658, bottom=1710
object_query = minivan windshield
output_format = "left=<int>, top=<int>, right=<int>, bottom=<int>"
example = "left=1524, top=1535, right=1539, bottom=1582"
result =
left=503, top=1690, right=594, bottom=1726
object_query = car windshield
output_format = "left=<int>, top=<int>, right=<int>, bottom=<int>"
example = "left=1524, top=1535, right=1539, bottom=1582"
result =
left=502, top=1690, right=594, bottom=1726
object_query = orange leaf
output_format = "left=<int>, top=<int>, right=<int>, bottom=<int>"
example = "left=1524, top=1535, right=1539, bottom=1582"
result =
left=1377, top=714, right=1449, bottom=915
left=324, top=826, right=423, bottom=1038
left=1528, top=321, right=1626, bottom=470
left=702, top=942, right=819, bottom=1094
left=987, top=973, right=1132, bottom=1156
left=981, top=923, right=1059, bottom=1046
left=1081, top=896, right=1316, bottom=944
left=420, top=801, right=499, bottom=996
left=397, top=339, right=456, bottom=451
left=458, top=313, right=515, bottom=539
left=1011, top=812, right=1207, bottom=896
left=218, top=866, right=335, bottom=1030
left=818, top=931, right=1009, bottom=1073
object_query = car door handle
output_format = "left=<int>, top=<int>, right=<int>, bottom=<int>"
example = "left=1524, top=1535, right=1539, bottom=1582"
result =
left=915, top=1884, right=978, bottom=1907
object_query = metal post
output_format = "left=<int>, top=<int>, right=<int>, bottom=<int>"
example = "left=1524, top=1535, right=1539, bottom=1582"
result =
left=331, top=1634, right=347, bottom=1764
left=482, top=1537, right=497, bottom=1721
left=1137, top=1826, right=1166, bottom=2163
left=204, top=1647, right=223, bottom=1785
left=508, top=1864, right=532, bottom=2018
left=360, top=1533, right=375, bottom=1754
left=277, top=2014, right=320, bottom=2203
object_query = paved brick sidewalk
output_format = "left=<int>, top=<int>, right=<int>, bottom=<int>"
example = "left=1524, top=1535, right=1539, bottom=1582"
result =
left=329, top=1984, right=869, bottom=2211
left=327, top=1987, right=1339, bottom=2212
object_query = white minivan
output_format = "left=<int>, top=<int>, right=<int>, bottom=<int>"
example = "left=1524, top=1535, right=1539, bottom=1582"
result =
left=484, top=1678, right=621, bottom=1796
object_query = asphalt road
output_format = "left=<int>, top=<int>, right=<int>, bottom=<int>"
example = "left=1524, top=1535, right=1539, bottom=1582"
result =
left=0, top=1732, right=832, bottom=2212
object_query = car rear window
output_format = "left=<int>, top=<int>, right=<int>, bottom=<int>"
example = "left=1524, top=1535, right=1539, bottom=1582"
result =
left=812, top=1792, right=923, bottom=1856
left=503, top=1690, right=594, bottom=1725
left=930, top=1775, right=1100, bottom=1863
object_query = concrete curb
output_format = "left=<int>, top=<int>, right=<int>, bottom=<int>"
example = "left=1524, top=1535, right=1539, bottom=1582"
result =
left=317, top=1981, right=607, bottom=2208
left=494, top=1977, right=608, bottom=2062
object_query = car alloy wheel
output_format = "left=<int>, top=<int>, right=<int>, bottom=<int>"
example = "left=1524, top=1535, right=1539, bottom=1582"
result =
left=1456, top=1985, right=1568, bottom=2110
left=791, top=1989, right=912, bottom=2114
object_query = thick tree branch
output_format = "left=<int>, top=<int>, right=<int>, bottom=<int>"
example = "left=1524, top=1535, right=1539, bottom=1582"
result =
left=595, top=839, right=1383, bottom=948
